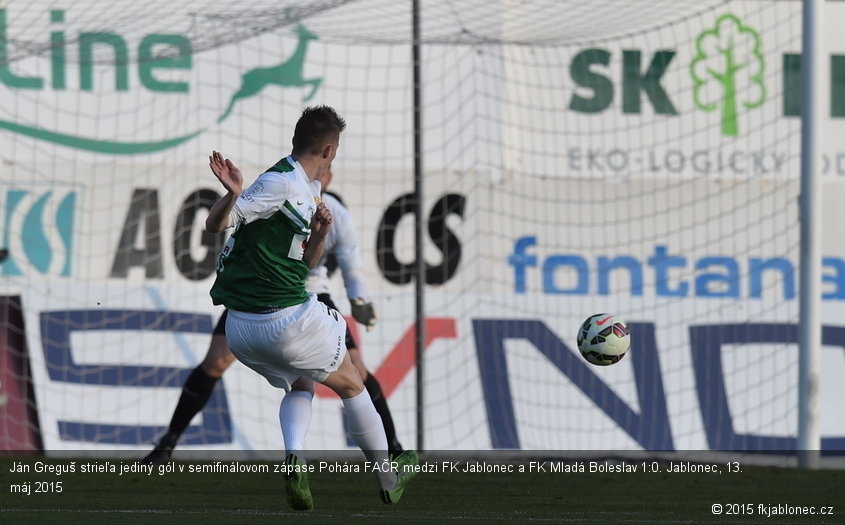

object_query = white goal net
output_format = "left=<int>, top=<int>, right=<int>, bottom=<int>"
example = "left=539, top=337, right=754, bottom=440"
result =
left=1, top=0, right=843, bottom=455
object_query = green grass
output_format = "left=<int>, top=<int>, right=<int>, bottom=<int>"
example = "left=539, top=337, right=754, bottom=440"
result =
left=1, top=456, right=843, bottom=524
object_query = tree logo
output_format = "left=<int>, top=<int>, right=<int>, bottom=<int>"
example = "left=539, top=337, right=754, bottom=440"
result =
left=691, top=14, right=766, bottom=137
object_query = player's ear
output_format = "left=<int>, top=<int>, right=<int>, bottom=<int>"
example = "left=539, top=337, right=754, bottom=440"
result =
left=321, top=142, right=334, bottom=160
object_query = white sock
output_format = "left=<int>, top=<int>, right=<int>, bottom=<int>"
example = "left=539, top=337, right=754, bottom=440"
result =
left=279, top=390, right=313, bottom=461
left=342, top=390, right=397, bottom=489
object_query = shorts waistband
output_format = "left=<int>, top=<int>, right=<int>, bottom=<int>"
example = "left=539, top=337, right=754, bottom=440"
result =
left=229, top=295, right=315, bottom=322
left=253, top=306, right=284, bottom=314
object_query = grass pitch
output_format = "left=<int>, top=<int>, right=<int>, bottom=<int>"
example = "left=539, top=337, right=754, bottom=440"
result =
left=1, top=455, right=843, bottom=524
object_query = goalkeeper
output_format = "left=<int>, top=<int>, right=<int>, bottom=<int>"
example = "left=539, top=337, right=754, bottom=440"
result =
left=143, top=164, right=405, bottom=462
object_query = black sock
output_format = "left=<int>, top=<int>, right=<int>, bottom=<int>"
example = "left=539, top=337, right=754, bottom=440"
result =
left=164, top=366, right=219, bottom=445
left=364, top=373, right=403, bottom=456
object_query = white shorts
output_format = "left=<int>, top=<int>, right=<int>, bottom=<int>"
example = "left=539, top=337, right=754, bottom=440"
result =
left=225, top=294, right=347, bottom=391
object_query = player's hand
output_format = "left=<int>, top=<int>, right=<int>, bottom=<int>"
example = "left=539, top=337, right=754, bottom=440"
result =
left=351, top=298, right=377, bottom=331
left=209, top=150, right=243, bottom=195
left=310, top=202, right=332, bottom=240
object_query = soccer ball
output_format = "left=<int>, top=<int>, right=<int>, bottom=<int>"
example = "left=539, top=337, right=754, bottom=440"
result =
left=576, top=313, right=631, bottom=366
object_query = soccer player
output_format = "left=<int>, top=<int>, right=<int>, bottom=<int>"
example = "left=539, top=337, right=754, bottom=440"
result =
left=181, top=105, right=415, bottom=508
left=144, top=166, right=405, bottom=464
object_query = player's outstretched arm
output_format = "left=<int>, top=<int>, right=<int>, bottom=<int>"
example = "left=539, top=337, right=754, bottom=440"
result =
left=206, top=150, right=243, bottom=233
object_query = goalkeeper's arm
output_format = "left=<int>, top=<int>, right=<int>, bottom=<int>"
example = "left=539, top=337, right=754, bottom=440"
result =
left=328, top=196, right=377, bottom=330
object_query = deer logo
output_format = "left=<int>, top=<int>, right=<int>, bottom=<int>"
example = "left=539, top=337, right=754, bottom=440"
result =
left=218, top=25, right=322, bottom=123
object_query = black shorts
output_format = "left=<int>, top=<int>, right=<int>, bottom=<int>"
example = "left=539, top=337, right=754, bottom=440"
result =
left=215, top=298, right=356, bottom=350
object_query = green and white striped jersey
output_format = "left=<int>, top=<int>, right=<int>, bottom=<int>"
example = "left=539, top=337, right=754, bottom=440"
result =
left=210, top=156, right=322, bottom=312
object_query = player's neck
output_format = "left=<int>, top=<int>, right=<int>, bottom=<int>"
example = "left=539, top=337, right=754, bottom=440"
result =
left=294, top=155, right=322, bottom=182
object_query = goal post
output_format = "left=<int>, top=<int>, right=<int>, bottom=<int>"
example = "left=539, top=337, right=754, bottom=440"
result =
left=797, top=0, right=823, bottom=468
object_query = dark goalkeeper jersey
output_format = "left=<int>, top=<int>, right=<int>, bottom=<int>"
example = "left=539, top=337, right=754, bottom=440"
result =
left=210, top=156, right=322, bottom=312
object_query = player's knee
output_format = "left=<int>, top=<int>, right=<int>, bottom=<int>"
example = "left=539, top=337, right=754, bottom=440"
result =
left=333, top=382, right=365, bottom=399
left=201, top=353, right=236, bottom=378
left=202, top=357, right=234, bottom=377
left=291, top=377, right=315, bottom=395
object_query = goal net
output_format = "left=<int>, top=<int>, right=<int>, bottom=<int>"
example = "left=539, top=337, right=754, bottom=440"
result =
left=1, top=0, right=843, bottom=456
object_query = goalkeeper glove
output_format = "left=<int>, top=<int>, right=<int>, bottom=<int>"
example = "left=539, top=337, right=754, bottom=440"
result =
left=350, top=298, right=377, bottom=331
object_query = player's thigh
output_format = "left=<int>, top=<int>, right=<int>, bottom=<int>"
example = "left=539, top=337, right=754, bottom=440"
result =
left=280, top=298, right=347, bottom=377
left=224, top=308, right=303, bottom=390
left=317, top=293, right=360, bottom=349
left=226, top=297, right=346, bottom=389
left=321, top=353, right=365, bottom=399
left=290, top=376, right=315, bottom=395
left=200, top=334, right=236, bottom=377
left=347, top=347, right=368, bottom=380
left=316, top=294, right=365, bottom=378
left=199, top=311, right=235, bottom=376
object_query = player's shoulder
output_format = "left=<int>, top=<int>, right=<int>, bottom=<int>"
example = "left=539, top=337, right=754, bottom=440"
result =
left=259, top=156, right=306, bottom=184
left=243, top=170, right=292, bottom=200
left=265, top=156, right=297, bottom=175
left=258, top=168, right=297, bottom=184
left=252, top=160, right=307, bottom=195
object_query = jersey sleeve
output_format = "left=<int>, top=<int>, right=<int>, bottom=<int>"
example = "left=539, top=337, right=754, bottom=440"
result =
left=328, top=198, right=369, bottom=300
left=229, top=172, right=291, bottom=226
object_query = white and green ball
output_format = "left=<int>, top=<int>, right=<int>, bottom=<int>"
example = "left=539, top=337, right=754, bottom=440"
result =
left=576, top=313, right=631, bottom=366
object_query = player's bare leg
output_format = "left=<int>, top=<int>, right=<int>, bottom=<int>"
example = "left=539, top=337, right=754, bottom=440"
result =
left=200, top=335, right=239, bottom=377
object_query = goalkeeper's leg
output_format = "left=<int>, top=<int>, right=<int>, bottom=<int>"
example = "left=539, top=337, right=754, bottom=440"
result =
left=143, top=313, right=236, bottom=464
